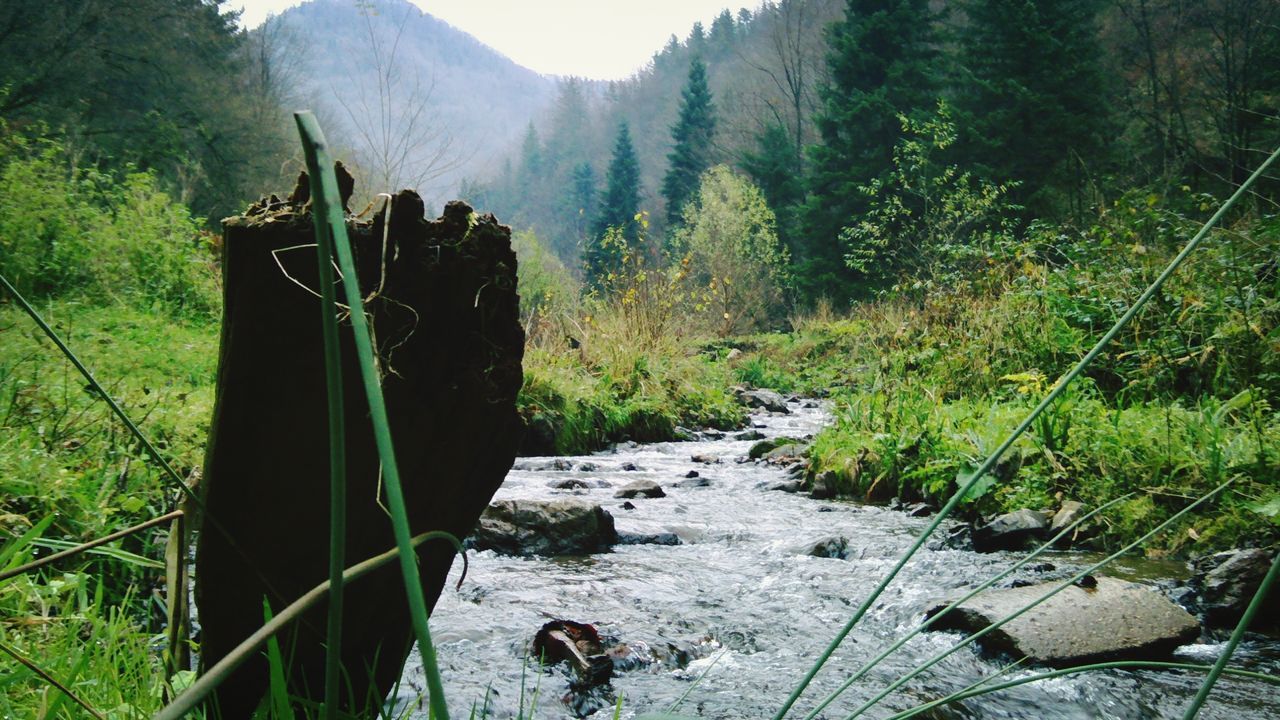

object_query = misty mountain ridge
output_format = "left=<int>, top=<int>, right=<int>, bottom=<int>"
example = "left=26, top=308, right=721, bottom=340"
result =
left=271, top=0, right=561, bottom=208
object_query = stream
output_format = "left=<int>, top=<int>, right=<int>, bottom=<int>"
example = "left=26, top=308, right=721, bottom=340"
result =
left=396, top=399, right=1279, bottom=719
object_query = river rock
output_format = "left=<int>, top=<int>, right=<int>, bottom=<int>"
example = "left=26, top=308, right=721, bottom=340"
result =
left=471, top=500, right=617, bottom=556
left=927, top=577, right=1201, bottom=665
left=672, top=426, right=697, bottom=441
left=809, top=470, right=839, bottom=500
left=737, top=388, right=790, bottom=414
left=615, top=479, right=666, bottom=499
left=765, top=480, right=804, bottom=493
left=972, top=508, right=1051, bottom=552
left=674, top=476, right=712, bottom=489
left=1049, top=500, right=1087, bottom=535
left=616, top=531, right=682, bottom=546
left=764, top=443, right=808, bottom=462
left=904, top=502, right=933, bottom=518
left=734, top=430, right=766, bottom=441
left=691, top=454, right=720, bottom=464
left=748, top=437, right=799, bottom=460
left=809, top=536, right=851, bottom=559
left=550, top=478, right=591, bottom=490
left=1188, top=548, right=1277, bottom=628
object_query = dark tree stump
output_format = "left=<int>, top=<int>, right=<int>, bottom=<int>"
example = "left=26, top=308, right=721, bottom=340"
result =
left=196, top=179, right=523, bottom=717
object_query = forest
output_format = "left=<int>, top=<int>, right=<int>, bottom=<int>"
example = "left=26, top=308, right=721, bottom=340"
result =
left=1, top=0, right=1279, bottom=718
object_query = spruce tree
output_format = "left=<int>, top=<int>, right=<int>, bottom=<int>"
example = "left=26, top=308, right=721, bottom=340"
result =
left=586, top=122, right=643, bottom=288
left=954, top=0, right=1109, bottom=214
left=800, top=0, right=938, bottom=302
left=742, top=122, right=805, bottom=255
left=661, top=56, right=718, bottom=229
left=565, top=162, right=596, bottom=251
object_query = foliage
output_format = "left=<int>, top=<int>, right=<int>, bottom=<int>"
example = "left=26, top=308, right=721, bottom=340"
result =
left=0, top=130, right=220, bottom=318
left=749, top=205, right=1280, bottom=552
left=673, top=166, right=792, bottom=335
left=840, top=102, right=1021, bottom=295
left=0, top=0, right=297, bottom=219
left=511, top=229, right=580, bottom=342
left=800, top=0, right=940, bottom=303
left=953, top=0, right=1111, bottom=216
left=586, top=123, right=644, bottom=289
left=741, top=122, right=805, bottom=258
left=661, top=57, right=719, bottom=230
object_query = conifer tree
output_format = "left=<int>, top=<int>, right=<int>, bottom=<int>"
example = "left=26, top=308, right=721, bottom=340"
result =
left=954, top=0, right=1109, bottom=214
left=586, top=122, right=643, bottom=287
left=565, top=162, right=596, bottom=251
left=800, top=0, right=938, bottom=302
left=661, top=57, right=718, bottom=229
left=742, top=122, right=805, bottom=255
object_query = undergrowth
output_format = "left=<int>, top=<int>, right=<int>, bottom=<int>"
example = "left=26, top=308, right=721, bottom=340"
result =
left=746, top=200, right=1280, bottom=554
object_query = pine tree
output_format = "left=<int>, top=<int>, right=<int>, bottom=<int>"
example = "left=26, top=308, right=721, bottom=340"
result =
left=565, top=162, right=596, bottom=252
left=742, top=122, right=805, bottom=255
left=661, top=56, right=718, bottom=229
left=800, top=0, right=939, bottom=302
left=954, top=0, right=1109, bottom=214
left=586, top=122, right=643, bottom=287
left=518, top=122, right=544, bottom=181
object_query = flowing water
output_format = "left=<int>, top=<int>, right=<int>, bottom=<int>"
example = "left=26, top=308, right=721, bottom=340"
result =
left=396, top=400, right=1279, bottom=719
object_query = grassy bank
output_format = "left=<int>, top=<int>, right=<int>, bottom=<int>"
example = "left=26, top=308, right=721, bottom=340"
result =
left=739, top=206, right=1280, bottom=555
left=0, top=294, right=743, bottom=715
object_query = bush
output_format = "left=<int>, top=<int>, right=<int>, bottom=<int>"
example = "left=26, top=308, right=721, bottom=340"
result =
left=0, top=129, right=218, bottom=318
left=511, top=228, right=580, bottom=346
left=673, top=165, right=792, bottom=335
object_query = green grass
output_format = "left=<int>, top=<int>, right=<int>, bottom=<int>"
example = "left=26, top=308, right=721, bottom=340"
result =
left=739, top=208, right=1280, bottom=555
left=519, top=341, right=745, bottom=456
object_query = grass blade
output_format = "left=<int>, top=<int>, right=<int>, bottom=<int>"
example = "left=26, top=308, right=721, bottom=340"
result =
left=0, top=639, right=106, bottom=720
left=800, top=495, right=1132, bottom=719
left=887, top=661, right=1280, bottom=720
left=154, top=530, right=463, bottom=720
left=841, top=481, right=1231, bottom=719
left=294, top=110, right=452, bottom=720
left=0, top=510, right=182, bottom=582
left=771, top=141, right=1280, bottom=720
left=297, top=107, right=352, bottom=720
left=1181, top=548, right=1280, bottom=719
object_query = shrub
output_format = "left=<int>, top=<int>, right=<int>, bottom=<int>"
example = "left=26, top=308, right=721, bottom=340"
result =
left=0, top=128, right=218, bottom=318
left=673, top=165, right=792, bottom=335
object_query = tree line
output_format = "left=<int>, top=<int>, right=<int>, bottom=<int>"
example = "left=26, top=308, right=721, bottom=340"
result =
left=470, top=0, right=1280, bottom=307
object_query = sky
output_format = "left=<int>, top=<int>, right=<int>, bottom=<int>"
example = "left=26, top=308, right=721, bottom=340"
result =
left=232, top=0, right=747, bottom=80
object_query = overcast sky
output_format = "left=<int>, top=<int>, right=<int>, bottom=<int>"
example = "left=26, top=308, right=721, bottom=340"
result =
left=232, top=0, right=747, bottom=80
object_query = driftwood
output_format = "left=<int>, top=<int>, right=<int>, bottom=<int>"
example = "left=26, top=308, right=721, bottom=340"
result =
left=196, top=171, right=523, bottom=716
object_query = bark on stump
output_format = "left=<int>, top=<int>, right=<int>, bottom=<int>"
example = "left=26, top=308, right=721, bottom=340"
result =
left=196, top=176, right=523, bottom=717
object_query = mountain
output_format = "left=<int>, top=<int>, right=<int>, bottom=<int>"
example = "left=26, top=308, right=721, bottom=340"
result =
left=270, top=0, right=557, bottom=209
left=467, top=0, right=845, bottom=264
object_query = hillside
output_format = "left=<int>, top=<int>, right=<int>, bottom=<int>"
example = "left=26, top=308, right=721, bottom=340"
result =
left=273, top=0, right=557, bottom=208
left=469, top=0, right=843, bottom=262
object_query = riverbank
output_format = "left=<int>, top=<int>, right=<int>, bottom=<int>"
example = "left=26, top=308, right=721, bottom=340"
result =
left=413, top=399, right=1280, bottom=720
left=721, top=208, right=1280, bottom=557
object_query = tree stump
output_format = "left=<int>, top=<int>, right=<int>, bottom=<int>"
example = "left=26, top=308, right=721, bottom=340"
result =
left=196, top=174, right=523, bottom=717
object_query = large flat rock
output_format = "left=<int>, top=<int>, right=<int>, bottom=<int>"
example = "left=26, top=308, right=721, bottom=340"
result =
left=927, top=577, right=1200, bottom=666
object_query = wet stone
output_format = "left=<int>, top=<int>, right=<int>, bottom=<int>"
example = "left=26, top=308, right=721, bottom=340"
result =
left=809, top=536, right=851, bottom=559
left=926, top=577, right=1200, bottom=665
left=615, top=480, right=666, bottom=499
